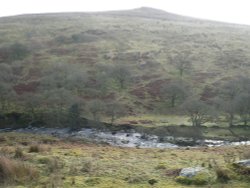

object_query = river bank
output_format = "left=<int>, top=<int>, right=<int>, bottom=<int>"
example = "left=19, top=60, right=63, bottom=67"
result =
left=1, top=126, right=250, bottom=148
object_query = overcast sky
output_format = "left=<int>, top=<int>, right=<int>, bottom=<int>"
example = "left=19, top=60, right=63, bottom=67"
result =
left=1, top=0, right=250, bottom=25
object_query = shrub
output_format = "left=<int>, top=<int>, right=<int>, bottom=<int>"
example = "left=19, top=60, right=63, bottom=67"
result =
left=37, top=156, right=51, bottom=164
left=215, top=167, right=232, bottom=183
left=0, top=146, right=15, bottom=156
left=148, top=179, right=158, bottom=185
left=47, top=157, right=64, bottom=173
left=175, top=176, right=192, bottom=185
left=29, top=144, right=40, bottom=153
left=29, top=144, right=50, bottom=153
left=14, top=147, right=24, bottom=159
left=0, top=156, right=38, bottom=184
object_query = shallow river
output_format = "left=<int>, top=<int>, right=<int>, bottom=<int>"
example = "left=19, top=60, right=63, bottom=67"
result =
left=1, top=127, right=250, bottom=148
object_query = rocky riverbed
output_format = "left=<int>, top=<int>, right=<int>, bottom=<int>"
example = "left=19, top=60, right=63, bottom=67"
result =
left=1, top=127, right=250, bottom=148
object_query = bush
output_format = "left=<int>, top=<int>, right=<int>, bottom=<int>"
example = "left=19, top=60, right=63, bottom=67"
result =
left=175, top=176, right=192, bottom=185
left=148, top=179, right=158, bottom=185
left=14, top=147, right=24, bottom=159
left=29, top=144, right=50, bottom=153
left=29, top=144, right=40, bottom=153
left=215, top=167, right=233, bottom=183
left=46, top=157, right=64, bottom=173
left=0, top=156, right=38, bottom=184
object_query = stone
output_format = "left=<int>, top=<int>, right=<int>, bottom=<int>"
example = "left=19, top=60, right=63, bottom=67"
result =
left=234, top=159, right=250, bottom=167
left=179, top=167, right=205, bottom=178
left=176, top=167, right=214, bottom=185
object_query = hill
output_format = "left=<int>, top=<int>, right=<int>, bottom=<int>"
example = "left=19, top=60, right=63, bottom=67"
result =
left=0, top=7, right=250, bottom=127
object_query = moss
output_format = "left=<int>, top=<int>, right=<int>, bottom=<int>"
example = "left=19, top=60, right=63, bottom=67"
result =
left=85, top=177, right=101, bottom=186
left=176, top=172, right=213, bottom=185
left=155, top=163, right=166, bottom=170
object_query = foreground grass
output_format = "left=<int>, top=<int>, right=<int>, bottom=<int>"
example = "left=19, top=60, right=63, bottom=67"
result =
left=0, top=132, right=250, bottom=188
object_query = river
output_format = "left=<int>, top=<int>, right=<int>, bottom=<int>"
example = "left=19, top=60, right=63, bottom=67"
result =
left=1, top=127, right=250, bottom=148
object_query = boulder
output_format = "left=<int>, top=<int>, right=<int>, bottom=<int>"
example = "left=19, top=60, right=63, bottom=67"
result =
left=233, top=159, right=250, bottom=175
left=179, top=167, right=205, bottom=177
left=234, top=159, right=250, bottom=168
left=176, top=167, right=213, bottom=185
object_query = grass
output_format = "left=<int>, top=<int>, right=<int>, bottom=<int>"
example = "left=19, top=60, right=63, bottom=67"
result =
left=0, top=132, right=250, bottom=187
left=0, top=156, right=38, bottom=185
left=116, top=114, right=190, bottom=127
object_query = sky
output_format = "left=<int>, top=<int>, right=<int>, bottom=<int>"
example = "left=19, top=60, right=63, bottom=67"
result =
left=0, top=0, right=250, bottom=25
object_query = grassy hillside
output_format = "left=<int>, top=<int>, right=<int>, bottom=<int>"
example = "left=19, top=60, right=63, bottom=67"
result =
left=0, top=132, right=250, bottom=187
left=0, top=7, right=250, bottom=126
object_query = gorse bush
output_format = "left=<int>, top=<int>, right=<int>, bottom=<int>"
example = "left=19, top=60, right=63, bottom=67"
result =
left=0, top=156, right=38, bottom=184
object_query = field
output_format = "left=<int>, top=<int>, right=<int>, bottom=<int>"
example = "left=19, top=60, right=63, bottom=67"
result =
left=0, top=132, right=250, bottom=188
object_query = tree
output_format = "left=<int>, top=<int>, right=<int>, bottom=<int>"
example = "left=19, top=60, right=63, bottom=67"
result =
left=182, top=98, right=214, bottom=127
left=42, top=88, right=77, bottom=126
left=169, top=51, right=192, bottom=77
left=87, top=100, right=104, bottom=121
left=217, top=76, right=248, bottom=126
left=0, top=64, right=16, bottom=113
left=105, top=101, right=126, bottom=124
left=9, top=43, right=29, bottom=61
left=20, top=93, right=42, bottom=122
left=40, top=62, right=87, bottom=94
left=235, top=93, right=250, bottom=126
left=0, top=83, right=15, bottom=113
left=111, top=64, right=131, bottom=90
left=68, top=103, right=82, bottom=130
left=161, top=80, right=190, bottom=108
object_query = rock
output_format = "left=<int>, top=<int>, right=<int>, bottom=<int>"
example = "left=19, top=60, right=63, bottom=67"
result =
left=176, top=167, right=213, bottom=185
left=179, top=167, right=205, bottom=178
left=234, top=159, right=250, bottom=167
left=233, top=159, right=250, bottom=175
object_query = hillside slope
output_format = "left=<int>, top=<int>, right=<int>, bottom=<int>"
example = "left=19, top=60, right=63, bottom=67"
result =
left=0, top=7, right=250, bottom=121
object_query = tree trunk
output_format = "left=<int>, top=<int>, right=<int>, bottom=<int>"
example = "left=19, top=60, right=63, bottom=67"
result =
left=229, top=114, right=234, bottom=127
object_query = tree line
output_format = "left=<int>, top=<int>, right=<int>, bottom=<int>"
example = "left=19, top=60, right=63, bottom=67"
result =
left=0, top=43, right=249, bottom=129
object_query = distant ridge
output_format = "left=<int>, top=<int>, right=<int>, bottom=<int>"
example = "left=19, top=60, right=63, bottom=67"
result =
left=96, top=7, right=195, bottom=21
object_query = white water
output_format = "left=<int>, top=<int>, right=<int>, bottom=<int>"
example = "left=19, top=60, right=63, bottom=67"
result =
left=1, top=127, right=250, bottom=148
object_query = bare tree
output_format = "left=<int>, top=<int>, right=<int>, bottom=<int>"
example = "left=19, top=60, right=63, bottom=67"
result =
left=105, top=101, right=126, bottom=124
left=68, top=103, right=82, bottom=130
left=111, top=64, right=131, bottom=90
left=87, top=100, right=104, bottom=121
left=217, top=76, right=248, bottom=126
left=235, top=93, right=250, bottom=126
left=161, top=80, right=190, bottom=108
left=169, top=51, right=192, bottom=77
left=182, top=98, right=214, bottom=127
left=20, top=93, right=42, bottom=122
left=0, top=64, right=16, bottom=113
left=41, top=62, right=87, bottom=94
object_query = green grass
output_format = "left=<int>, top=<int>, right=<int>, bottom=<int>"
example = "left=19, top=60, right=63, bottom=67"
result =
left=0, top=132, right=250, bottom=187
